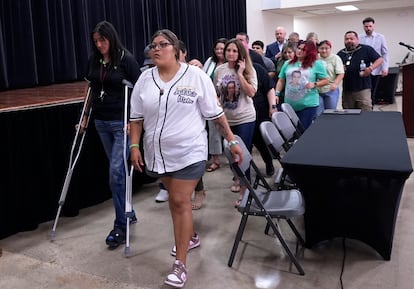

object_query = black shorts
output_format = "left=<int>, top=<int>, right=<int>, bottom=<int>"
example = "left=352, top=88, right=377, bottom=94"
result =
left=146, top=160, right=206, bottom=180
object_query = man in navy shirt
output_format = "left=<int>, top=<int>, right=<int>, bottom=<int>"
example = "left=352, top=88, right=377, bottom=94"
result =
left=337, top=31, right=383, bottom=111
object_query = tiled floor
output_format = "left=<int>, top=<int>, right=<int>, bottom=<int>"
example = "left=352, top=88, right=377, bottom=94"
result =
left=1, top=97, right=413, bottom=289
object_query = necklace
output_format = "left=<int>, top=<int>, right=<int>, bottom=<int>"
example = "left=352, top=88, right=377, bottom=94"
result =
left=99, top=61, right=109, bottom=101
left=345, top=54, right=353, bottom=66
left=343, top=46, right=361, bottom=66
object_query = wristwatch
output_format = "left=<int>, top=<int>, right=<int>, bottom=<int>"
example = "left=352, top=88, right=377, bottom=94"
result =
left=271, top=104, right=277, bottom=109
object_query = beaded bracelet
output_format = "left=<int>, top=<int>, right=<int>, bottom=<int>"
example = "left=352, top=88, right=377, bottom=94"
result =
left=129, top=143, right=139, bottom=149
left=228, top=140, right=239, bottom=147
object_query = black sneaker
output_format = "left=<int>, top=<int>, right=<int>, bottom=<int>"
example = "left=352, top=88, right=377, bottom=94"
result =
left=130, top=214, right=138, bottom=224
left=105, top=228, right=126, bottom=248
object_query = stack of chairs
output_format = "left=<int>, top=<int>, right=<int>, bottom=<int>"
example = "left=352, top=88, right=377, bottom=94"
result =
left=271, top=111, right=301, bottom=151
left=281, top=103, right=305, bottom=136
left=259, top=121, right=296, bottom=190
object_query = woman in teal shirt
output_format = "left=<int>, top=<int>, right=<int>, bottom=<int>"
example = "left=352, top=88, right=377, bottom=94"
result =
left=276, top=40, right=329, bottom=129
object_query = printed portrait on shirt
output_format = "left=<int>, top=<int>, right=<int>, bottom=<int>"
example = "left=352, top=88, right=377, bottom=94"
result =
left=285, top=68, right=310, bottom=101
left=217, top=74, right=240, bottom=110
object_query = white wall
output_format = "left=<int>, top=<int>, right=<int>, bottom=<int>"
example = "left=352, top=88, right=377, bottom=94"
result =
left=246, top=0, right=293, bottom=46
left=246, top=0, right=414, bottom=67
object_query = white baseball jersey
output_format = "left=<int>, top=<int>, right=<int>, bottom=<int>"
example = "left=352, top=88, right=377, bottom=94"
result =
left=130, top=63, right=224, bottom=174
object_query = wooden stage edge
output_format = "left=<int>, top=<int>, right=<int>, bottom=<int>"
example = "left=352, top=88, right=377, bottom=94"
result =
left=0, top=82, right=87, bottom=113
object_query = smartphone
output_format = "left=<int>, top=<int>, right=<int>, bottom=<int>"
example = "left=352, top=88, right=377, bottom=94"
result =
left=235, top=58, right=244, bottom=71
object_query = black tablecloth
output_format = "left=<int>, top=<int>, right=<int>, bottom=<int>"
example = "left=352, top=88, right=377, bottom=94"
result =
left=0, top=103, right=154, bottom=239
left=281, top=111, right=413, bottom=260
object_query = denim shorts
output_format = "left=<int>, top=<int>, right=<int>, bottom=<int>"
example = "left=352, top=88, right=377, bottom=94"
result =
left=146, top=160, right=206, bottom=180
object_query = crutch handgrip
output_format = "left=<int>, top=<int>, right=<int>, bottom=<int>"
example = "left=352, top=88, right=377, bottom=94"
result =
left=122, top=79, right=133, bottom=89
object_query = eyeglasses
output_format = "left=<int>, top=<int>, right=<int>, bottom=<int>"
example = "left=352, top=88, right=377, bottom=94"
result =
left=149, top=42, right=173, bottom=50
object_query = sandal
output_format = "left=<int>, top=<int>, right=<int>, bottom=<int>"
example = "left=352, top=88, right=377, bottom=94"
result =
left=230, top=180, right=240, bottom=193
left=206, top=162, right=220, bottom=172
left=231, top=185, right=240, bottom=192
left=234, top=198, right=243, bottom=208
left=192, top=190, right=206, bottom=210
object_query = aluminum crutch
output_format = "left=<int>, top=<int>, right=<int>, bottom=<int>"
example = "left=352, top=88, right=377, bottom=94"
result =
left=50, top=85, right=92, bottom=240
left=122, top=79, right=134, bottom=256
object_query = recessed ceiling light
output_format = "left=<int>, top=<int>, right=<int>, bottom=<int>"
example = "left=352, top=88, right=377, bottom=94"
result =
left=335, top=5, right=359, bottom=11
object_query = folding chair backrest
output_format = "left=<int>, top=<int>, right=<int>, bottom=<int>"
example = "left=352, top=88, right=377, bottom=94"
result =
left=281, top=103, right=305, bottom=134
left=259, top=121, right=285, bottom=160
left=272, top=111, right=298, bottom=149
left=223, top=135, right=252, bottom=175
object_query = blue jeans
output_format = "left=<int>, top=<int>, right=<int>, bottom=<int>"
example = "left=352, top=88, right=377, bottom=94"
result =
left=296, top=106, right=318, bottom=130
left=94, top=119, right=129, bottom=229
left=317, top=88, right=340, bottom=116
left=230, top=121, right=255, bottom=152
left=230, top=121, right=255, bottom=182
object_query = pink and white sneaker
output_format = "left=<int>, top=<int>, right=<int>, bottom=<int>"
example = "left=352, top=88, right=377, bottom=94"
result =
left=170, top=233, right=200, bottom=256
left=165, top=259, right=187, bottom=288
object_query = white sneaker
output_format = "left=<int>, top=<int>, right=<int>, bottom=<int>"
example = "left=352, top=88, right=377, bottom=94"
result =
left=155, top=189, right=169, bottom=203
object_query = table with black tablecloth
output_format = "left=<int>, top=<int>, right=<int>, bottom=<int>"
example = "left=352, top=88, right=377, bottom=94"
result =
left=281, top=111, right=412, bottom=260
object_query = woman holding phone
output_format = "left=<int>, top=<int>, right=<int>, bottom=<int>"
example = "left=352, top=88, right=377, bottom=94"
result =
left=213, top=38, right=257, bottom=207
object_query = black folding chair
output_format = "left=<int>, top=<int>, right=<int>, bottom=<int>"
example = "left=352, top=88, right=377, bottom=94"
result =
left=223, top=136, right=306, bottom=275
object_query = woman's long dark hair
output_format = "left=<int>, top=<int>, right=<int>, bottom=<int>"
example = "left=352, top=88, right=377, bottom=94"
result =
left=211, top=38, right=228, bottom=63
left=91, top=21, right=125, bottom=68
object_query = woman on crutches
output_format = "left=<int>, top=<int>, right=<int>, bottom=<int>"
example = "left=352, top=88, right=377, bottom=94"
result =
left=82, top=21, right=140, bottom=248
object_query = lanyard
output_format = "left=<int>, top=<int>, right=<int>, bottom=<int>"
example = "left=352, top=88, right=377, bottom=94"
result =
left=99, top=63, right=108, bottom=101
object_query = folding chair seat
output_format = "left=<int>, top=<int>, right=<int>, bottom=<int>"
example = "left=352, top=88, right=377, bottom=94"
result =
left=259, top=121, right=296, bottom=190
left=223, top=135, right=305, bottom=275
left=281, top=103, right=305, bottom=135
left=272, top=111, right=300, bottom=151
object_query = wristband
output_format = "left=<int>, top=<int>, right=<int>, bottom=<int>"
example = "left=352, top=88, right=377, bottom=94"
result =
left=275, top=91, right=281, bottom=97
left=314, top=82, right=318, bottom=87
left=129, top=143, right=139, bottom=150
left=228, top=140, right=239, bottom=147
left=271, top=104, right=277, bottom=109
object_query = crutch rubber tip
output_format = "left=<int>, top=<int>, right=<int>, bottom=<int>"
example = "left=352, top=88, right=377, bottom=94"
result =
left=124, top=247, right=131, bottom=256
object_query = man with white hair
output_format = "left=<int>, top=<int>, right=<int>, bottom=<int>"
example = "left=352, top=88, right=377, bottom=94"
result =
left=265, top=26, right=287, bottom=64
